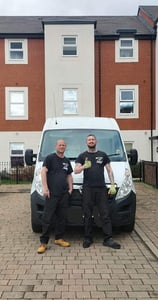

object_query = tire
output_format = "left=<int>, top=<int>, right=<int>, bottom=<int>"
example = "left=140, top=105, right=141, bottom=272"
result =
left=123, top=220, right=135, bottom=233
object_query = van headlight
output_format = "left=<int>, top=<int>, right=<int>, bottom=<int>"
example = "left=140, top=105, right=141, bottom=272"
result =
left=115, top=168, right=134, bottom=200
left=34, top=167, right=43, bottom=196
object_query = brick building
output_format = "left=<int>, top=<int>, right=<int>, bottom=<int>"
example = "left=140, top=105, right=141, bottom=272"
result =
left=0, top=5, right=158, bottom=164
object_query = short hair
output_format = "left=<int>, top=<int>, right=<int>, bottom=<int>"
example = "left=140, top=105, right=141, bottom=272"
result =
left=87, top=134, right=96, bottom=139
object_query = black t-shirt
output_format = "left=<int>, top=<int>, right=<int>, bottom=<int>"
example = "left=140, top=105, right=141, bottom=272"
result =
left=43, top=153, right=73, bottom=196
left=75, top=150, right=110, bottom=187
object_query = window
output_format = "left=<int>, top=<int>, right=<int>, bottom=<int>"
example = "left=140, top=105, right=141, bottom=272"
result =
left=116, top=85, right=138, bottom=119
left=63, top=89, right=78, bottom=114
left=62, top=36, right=77, bottom=56
left=39, top=129, right=126, bottom=162
left=115, top=38, right=138, bottom=62
left=10, top=143, right=24, bottom=167
left=124, top=142, right=133, bottom=155
left=5, top=87, right=28, bottom=120
left=5, top=39, right=28, bottom=64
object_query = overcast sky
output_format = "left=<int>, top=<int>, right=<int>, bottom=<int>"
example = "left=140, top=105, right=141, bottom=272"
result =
left=0, top=0, right=158, bottom=16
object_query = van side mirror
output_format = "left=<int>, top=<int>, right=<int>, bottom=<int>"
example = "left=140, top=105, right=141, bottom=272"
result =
left=128, top=149, right=138, bottom=165
left=25, top=149, right=37, bottom=166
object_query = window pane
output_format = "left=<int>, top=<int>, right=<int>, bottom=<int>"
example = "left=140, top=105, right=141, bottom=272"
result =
left=10, top=92, right=24, bottom=103
left=64, top=102, right=78, bottom=114
left=9, top=91, right=24, bottom=116
left=63, top=47, right=77, bottom=56
left=10, top=143, right=24, bottom=153
left=124, top=142, right=133, bottom=154
left=10, top=42, right=22, bottom=49
left=121, top=90, right=133, bottom=100
left=10, top=104, right=24, bottom=116
left=64, top=37, right=76, bottom=45
left=120, top=49, right=133, bottom=57
left=120, top=102, right=134, bottom=113
left=120, top=40, right=132, bottom=47
left=64, top=89, right=77, bottom=101
left=10, top=51, right=23, bottom=59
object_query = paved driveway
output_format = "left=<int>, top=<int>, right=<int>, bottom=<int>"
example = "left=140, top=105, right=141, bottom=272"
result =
left=0, top=185, right=158, bottom=299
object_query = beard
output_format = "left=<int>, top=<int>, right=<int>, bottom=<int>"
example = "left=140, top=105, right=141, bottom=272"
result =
left=88, top=144, right=96, bottom=149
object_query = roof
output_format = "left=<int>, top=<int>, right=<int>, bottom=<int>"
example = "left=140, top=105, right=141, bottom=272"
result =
left=0, top=8, right=156, bottom=39
left=138, top=6, right=158, bottom=23
left=44, top=117, right=120, bottom=131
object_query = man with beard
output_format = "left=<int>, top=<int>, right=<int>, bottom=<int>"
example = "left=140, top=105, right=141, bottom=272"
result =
left=74, top=134, right=121, bottom=249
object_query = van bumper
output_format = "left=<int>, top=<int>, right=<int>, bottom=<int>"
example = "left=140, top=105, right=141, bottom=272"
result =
left=30, top=189, right=136, bottom=232
left=109, top=190, right=136, bottom=231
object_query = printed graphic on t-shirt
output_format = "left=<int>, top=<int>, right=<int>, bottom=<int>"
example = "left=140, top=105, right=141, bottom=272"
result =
left=62, top=162, right=69, bottom=171
left=95, top=156, right=103, bottom=164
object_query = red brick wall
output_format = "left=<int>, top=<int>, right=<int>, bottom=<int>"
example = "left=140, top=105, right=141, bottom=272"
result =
left=0, top=39, right=45, bottom=131
left=95, top=39, right=155, bottom=130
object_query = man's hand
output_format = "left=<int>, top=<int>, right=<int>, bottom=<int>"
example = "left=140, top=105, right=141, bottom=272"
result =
left=83, top=159, right=91, bottom=169
left=108, top=184, right=116, bottom=195
left=43, top=187, right=50, bottom=198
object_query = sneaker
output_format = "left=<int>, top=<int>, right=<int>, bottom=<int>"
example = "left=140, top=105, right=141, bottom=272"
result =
left=54, top=239, right=70, bottom=247
left=83, top=239, right=93, bottom=248
left=103, top=238, right=121, bottom=249
left=37, top=244, right=47, bottom=254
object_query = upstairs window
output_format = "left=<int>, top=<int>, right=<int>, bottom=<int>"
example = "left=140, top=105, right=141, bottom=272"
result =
left=115, top=38, right=138, bottom=62
left=116, top=85, right=138, bottom=119
left=5, top=87, right=28, bottom=120
left=5, top=39, right=28, bottom=64
left=63, top=89, right=78, bottom=114
left=62, top=36, right=77, bottom=56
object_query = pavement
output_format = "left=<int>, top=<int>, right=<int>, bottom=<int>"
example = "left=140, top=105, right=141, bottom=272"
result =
left=133, top=181, right=158, bottom=260
left=0, top=181, right=158, bottom=260
left=0, top=181, right=158, bottom=300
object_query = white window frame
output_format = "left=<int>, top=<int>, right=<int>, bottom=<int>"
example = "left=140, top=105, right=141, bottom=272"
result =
left=63, top=88, right=78, bottom=115
left=10, top=142, right=24, bottom=167
left=5, top=87, right=28, bottom=120
left=124, top=142, right=134, bottom=154
left=116, top=85, right=139, bottom=119
left=62, top=36, right=77, bottom=56
left=115, top=38, right=138, bottom=62
left=5, top=39, right=28, bottom=64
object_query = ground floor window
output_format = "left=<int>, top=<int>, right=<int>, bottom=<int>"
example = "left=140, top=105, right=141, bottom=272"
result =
left=10, top=143, right=24, bottom=167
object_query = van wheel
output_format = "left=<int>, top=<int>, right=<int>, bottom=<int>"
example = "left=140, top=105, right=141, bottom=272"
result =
left=123, top=221, right=135, bottom=233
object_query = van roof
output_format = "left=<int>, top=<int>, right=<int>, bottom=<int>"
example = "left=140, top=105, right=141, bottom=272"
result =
left=43, top=117, right=120, bottom=131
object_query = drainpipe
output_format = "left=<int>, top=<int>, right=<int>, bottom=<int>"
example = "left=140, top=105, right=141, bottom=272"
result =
left=98, top=38, right=101, bottom=117
left=150, top=38, right=154, bottom=162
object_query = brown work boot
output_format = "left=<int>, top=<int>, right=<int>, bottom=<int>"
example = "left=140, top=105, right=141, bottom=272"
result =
left=54, top=239, right=70, bottom=247
left=37, top=244, right=47, bottom=254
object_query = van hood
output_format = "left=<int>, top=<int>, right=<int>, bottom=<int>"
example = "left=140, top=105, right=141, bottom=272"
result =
left=72, top=161, right=131, bottom=188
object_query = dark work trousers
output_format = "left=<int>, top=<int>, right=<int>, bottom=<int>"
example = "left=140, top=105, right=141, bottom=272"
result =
left=82, top=186, right=112, bottom=241
left=40, top=192, right=69, bottom=244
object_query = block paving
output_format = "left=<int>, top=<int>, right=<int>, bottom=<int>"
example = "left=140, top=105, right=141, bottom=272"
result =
left=0, top=182, right=158, bottom=299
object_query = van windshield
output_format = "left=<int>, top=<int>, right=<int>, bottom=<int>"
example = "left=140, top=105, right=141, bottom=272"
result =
left=39, top=129, right=126, bottom=162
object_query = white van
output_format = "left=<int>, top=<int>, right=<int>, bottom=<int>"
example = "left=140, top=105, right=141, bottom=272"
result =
left=25, top=117, right=138, bottom=233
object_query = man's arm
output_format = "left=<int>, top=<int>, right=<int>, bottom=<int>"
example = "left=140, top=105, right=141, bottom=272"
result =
left=67, top=174, right=73, bottom=194
left=41, top=166, right=50, bottom=198
left=105, top=163, right=116, bottom=195
left=105, top=163, right=115, bottom=184
left=74, top=163, right=85, bottom=174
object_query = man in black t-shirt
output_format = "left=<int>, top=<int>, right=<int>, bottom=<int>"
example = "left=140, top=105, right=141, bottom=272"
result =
left=74, top=134, right=121, bottom=249
left=37, top=139, right=73, bottom=254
